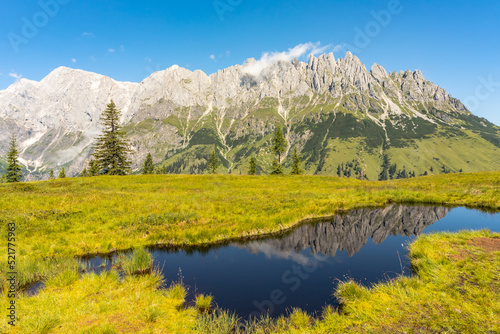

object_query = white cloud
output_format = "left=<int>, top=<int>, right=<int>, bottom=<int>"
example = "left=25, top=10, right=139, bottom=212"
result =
left=120, top=45, right=125, bottom=52
left=71, top=58, right=77, bottom=63
left=242, top=42, right=335, bottom=77
left=107, top=48, right=115, bottom=53
left=89, top=56, right=96, bottom=62
left=209, top=54, right=216, bottom=61
left=82, top=32, right=94, bottom=38
left=145, top=57, right=152, bottom=62
left=332, top=44, right=343, bottom=53
left=226, top=51, right=231, bottom=56
left=8, top=71, right=22, bottom=81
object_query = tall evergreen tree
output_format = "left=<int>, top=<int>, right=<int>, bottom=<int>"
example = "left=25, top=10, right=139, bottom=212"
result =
left=378, top=154, right=390, bottom=181
left=59, top=167, right=66, bottom=179
left=92, top=100, right=131, bottom=175
left=290, top=147, right=303, bottom=175
left=270, top=160, right=284, bottom=175
left=379, top=169, right=389, bottom=181
left=272, top=126, right=287, bottom=163
left=208, top=150, right=219, bottom=174
left=49, top=170, right=55, bottom=179
left=271, top=126, right=287, bottom=175
left=6, top=135, right=22, bottom=183
left=142, top=153, right=154, bottom=175
left=248, top=157, right=257, bottom=175
left=388, top=163, right=397, bottom=179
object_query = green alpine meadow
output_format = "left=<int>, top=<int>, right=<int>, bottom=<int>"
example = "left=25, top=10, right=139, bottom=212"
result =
left=2, top=1, right=500, bottom=333
left=0, top=173, right=499, bottom=333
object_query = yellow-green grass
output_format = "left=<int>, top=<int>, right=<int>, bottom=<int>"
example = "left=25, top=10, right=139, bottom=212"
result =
left=5, top=230, right=498, bottom=333
left=194, top=294, right=213, bottom=313
left=315, top=230, right=500, bottom=333
left=113, top=247, right=152, bottom=276
left=2, top=270, right=197, bottom=334
left=0, top=172, right=498, bottom=262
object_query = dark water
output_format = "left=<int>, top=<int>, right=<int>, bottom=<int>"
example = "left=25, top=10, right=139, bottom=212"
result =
left=149, top=205, right=499, bottom=318
left=40, top=205, right=500, bottom=318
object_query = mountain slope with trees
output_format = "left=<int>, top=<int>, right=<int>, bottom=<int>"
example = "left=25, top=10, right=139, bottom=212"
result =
left=0, top=52, right=498, bottom=179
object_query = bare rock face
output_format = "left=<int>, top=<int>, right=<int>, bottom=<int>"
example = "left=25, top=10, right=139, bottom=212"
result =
left=0, top=52, right=492, bottom=178
left=0, top=67, right=138, bottom=174
left=370, top=63, right=388, bottom=83
left=243, top=205, right=451, bottom=258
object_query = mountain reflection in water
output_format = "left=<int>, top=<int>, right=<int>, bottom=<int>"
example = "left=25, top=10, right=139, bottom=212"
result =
left=240, top=205, right=451, bottom=261
left=29, top=205, right=499, bottom=318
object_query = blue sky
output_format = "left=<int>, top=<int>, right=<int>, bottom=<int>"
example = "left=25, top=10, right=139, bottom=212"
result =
left=1, top=0, right=499, bottom=124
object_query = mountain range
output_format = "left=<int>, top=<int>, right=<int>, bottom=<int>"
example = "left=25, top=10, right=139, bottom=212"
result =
left=1, top=52, right=499, bottom=180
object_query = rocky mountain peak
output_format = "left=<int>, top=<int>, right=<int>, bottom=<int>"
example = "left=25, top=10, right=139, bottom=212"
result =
left=41, top=66, right=102, bottom=84
left=0, top=78, right=38, bottom=95
left=370, top=63, right=388, bottom=83
left=0, top=51, right=496, bottom=180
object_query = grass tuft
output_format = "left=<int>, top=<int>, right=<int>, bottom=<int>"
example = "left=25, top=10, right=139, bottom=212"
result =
left=164, top=282, right=187, bottom=304
left=114, top=248, right=152, bottom=275
left=141, top=304, right=164, bottom=323
left=195, top=309, right=239, bottom=333
left=79, top=323, right=118, bottom=334
left=45, top=268, right=80, bottom=288
left=195, top=294, right=213, bottom=313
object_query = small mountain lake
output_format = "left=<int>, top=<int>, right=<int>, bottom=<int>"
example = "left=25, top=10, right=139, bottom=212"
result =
left=56, top=205, right=500, bottom=318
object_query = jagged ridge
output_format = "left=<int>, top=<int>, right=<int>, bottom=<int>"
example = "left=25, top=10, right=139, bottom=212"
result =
left=0, top=52, right=498, bottom=179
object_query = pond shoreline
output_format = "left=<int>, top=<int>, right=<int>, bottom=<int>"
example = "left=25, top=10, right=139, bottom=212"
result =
left=80, top=201, right=499, bottom=259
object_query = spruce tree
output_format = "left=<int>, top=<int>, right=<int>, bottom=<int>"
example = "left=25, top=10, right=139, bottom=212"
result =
left=248, top=157, right=257, bottom=175
left=270, top=160, right=284, bottom=175
left=92, top=100, right=131, bottom=175
left=143, top=153, right=154, bottom=175
left=271, top=126, right=287, bottom=175
left=87, top=159, right=100, bottom=176
left=59, top=167, right=66, bottom=179
left=378, top=154, right=390, bottom=181
left=49, top=170, right=55, bottom=179
left=272, top=126, right=287, bottom=163
left=0, top=173, right=6, bottom=183
left=208, top=150, right=219, bottom=174
left=6, top=135, right=22, bottom=183
left=290, top=147, right=303, bottom=175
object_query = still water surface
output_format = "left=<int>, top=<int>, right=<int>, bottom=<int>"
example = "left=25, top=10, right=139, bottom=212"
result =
left=88, top=205, right=500, bottom=317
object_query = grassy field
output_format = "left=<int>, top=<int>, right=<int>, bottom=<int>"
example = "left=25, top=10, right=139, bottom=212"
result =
left=0, top=172, right=499, bottom=332
left=0, top=172, right=498, bottom=260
